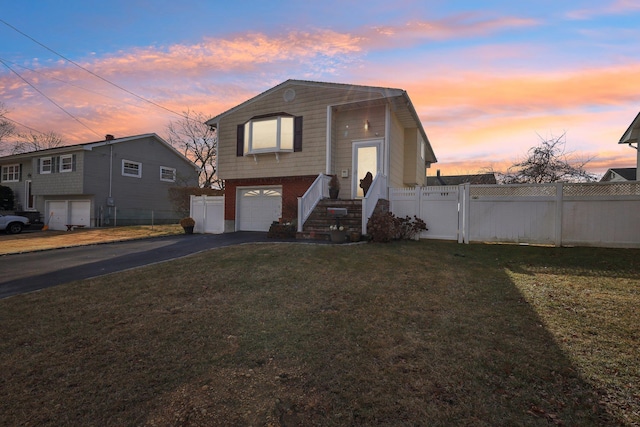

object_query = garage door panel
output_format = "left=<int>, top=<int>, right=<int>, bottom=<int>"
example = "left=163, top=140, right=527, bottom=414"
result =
left=47, top=201, right=68, bottom=231
left=70, top=201, right=90, bottom=227
left=238, top=188, right=282, bottom=231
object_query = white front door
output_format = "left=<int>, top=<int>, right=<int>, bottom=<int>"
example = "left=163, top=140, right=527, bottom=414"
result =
left=237, top=187, right=282, bottom=231
left=352, top=140, right=383, bottom=198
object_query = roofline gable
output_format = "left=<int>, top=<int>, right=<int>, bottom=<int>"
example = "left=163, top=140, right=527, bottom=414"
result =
left=619, top=111, right=640, bottom=144
left=0, top=133, right=198, bottom=169
left=205, top=79, right=406, bottom=126
left=205, top=79, right=437, bottom=163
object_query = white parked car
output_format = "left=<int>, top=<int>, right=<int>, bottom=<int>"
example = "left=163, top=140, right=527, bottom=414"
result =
left=0, top=214, right=31, bottom=234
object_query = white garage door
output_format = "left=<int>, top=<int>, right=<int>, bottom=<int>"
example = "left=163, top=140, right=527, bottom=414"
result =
left=238, top=188, right=282, bottom=231
left=45, top=200, right=91, bottom=231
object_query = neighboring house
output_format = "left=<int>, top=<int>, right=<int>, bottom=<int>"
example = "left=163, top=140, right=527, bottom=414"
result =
left=205, top=79, right=438, bottom=233
left=600, top=167, right=637, bottom=182
left=618, top=111, right=640, bottom=180
left=426, top=170, right=496, bottom=186
left=0, top=133, right=199, bottom=230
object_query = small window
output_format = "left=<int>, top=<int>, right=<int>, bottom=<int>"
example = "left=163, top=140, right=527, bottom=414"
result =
left=1, top=164, right=20, bottom=182
left=160, top=166, right=176, bottom=182
left=40, top=157, right=52, bottom=174
left=122, top=160, right=142, bottom=178
left=60, top=154, right=73, bottom=173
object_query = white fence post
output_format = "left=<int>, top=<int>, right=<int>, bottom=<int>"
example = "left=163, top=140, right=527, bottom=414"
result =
left=554, top=183, right=563, bottom=247
left=457, top=184, right=470, bottom=244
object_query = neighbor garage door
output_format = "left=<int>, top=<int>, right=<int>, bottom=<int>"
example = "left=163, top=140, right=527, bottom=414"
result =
left=237, top=187, right=282, bottom=231
left=45, top=200, right=91, bottom=231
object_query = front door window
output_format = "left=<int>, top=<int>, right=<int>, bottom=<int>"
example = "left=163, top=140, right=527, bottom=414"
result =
left=352, top=140, right=383, bottom=198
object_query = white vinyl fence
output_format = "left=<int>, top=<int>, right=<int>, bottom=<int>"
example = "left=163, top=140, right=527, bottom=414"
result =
left=390, top=182, right=640, bottom=248
left=189, top=195, right=224, bottom=234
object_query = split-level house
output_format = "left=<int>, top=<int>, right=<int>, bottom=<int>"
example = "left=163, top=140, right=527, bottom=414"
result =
left=205, top=79, right=437, bottom=237
left=0, top=133, right=199, bottom=230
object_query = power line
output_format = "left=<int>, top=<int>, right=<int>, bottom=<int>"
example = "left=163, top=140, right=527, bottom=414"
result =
left=0, top=56, right=149, bottom=109
left=2, top=116, right=50, bottom=136
left=0, top=58, right=102, bottom=137
left=0, top=18, right=190, bottom=121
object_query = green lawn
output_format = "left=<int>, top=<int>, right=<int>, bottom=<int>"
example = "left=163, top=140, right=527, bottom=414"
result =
left=1, top=241, right=638, bottom=426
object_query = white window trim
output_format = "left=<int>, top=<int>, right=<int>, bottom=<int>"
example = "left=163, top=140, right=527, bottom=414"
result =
left=40, top=157, right=52, bottom=174
left=1, top=164, right=20, bottom=182
left=122, top=159, right=142, bottom=178
left=160, top=166, right=176, bottom=182
left=244, top=116, right=294, bottom=155
left=60, top=154, right=73, bottom=173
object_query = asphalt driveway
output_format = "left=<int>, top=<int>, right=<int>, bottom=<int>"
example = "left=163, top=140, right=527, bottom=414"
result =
left=0, top=232, right=305, bottom=299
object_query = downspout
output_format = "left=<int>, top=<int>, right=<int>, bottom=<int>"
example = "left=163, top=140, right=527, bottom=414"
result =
left=326, top=106, right=332, bottom=175
left=384, top=103, right=391, bottom=197
left=629, top=143, right=640, bottom=181
left=109, top=144, right=113, bottom=199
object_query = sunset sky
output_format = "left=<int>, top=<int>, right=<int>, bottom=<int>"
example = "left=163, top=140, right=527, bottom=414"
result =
left=2, top=0, right=639, bottom=176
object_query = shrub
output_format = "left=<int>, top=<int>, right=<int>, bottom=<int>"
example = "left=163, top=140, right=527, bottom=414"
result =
left=367, top=212, right=427, bottom=243
left=179, top=217, right=195, bottom=227
left=397, top=215, right=428, bottom=240
left=0, top=185, right=14, bottom=210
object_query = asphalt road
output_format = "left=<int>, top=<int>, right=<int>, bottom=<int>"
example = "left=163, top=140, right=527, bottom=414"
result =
left=0, top=232, right=299, bottom=299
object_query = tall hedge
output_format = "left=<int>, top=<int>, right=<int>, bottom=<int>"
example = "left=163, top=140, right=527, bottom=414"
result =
left=0, top=185, right=14, bottom=210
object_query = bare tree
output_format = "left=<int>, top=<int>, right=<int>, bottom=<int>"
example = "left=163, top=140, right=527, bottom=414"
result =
left=166, top=110, right=222, bottom=189
left=10, top=131, right=64, bottom=154
left=502, top=134, right=596, bottom=183
left=0, top=103, right=16, bottom=154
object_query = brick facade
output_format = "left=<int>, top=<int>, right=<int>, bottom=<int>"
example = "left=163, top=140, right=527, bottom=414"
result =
left=225, top=175, right=317, bottom=221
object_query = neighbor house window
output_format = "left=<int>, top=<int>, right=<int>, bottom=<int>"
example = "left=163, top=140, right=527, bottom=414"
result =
left=60, top=154, right=73, bottom=173
left=1, top=164, right=20, bottom=182
left=122, top=160, right=142, bottom=178
left=160, top=166, right=176, bottom=182
left=40, top=157, right=52, bottom=174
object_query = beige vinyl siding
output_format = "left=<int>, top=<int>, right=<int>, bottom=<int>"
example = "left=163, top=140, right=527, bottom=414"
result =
left=217, top=83, right=390, bottom=181
left=388, top=112, right=405, bottom=188
left=333, top=106, right=386, bottom=196
left=403, top=128, right=426, bottom=186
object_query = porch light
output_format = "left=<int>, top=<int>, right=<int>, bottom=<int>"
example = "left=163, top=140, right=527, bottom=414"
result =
left=364, top=120, right=370, bottom=130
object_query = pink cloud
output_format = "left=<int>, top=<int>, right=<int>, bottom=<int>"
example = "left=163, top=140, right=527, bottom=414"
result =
left=361, top=14, right=539, bottom=49
left=566, top=0, right=640, bottom=20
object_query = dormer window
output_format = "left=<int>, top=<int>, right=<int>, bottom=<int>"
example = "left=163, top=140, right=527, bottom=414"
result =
left=237, top=114, right=302, bottom=158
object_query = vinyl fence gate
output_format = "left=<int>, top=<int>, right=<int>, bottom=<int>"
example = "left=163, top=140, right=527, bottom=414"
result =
left=390, top=182, right=640, bottom=248
left=189, top=195, right=224, bottom=234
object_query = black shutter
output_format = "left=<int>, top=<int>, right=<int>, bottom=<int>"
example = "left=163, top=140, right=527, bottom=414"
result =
left=19, top=163, right=22, bottom=181
left=237, top=124, right=244, bottom=156
left=37, top=159, right=40, bottom=174
left=294, top=116, right=303, bottom=152
left=72, top=154, right=77, bottom=171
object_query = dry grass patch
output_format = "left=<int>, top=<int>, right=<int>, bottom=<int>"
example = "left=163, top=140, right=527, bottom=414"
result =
left=1, top=241, right=638, bottom=426
left=0, top=225, right=183, bottom=255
